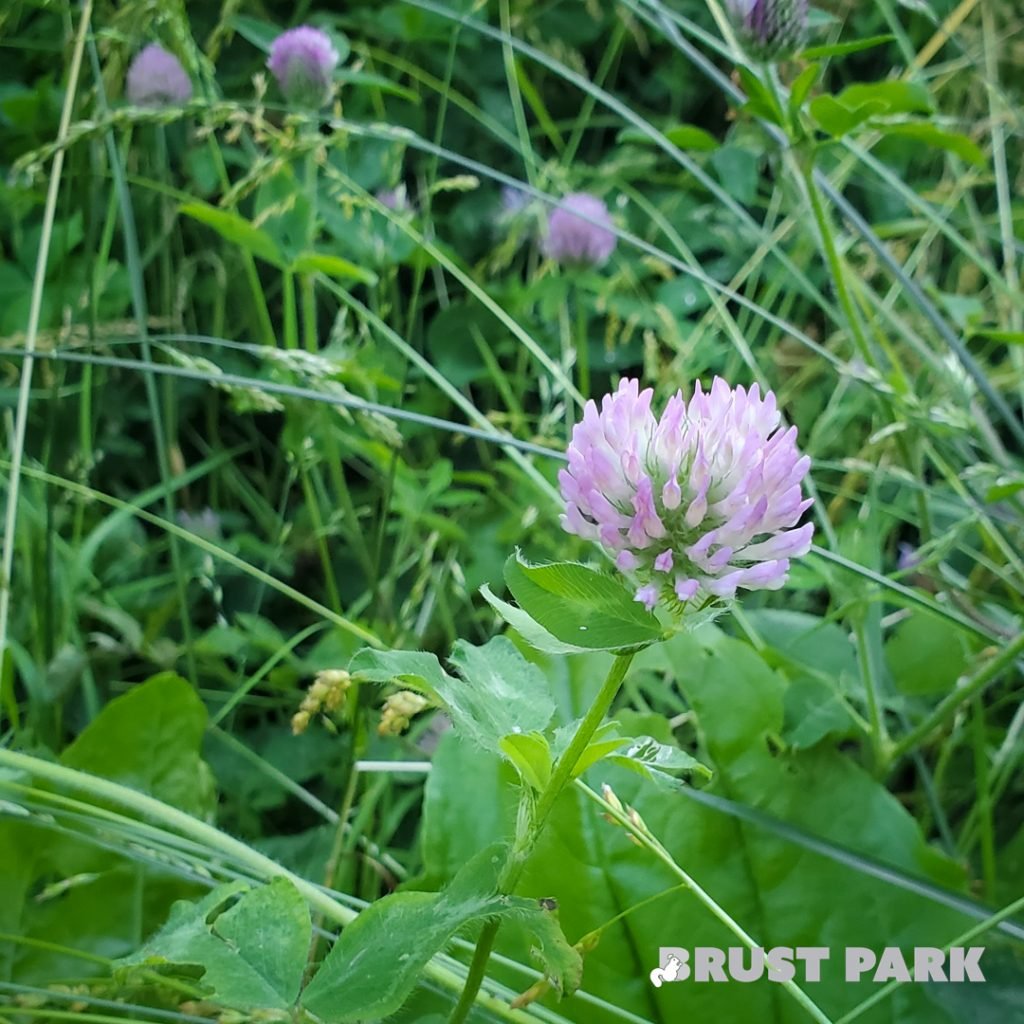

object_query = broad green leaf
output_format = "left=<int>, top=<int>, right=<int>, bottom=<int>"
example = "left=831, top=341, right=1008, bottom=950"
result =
left=609, top=734, right=711, bottom=784
left=422, top=630, right=974, bottom=1023
left=60, top=672, right=215, bottom=817
left=710, top=145, right=760, bottom=205
left=0, top=818, right=193, bottom=985
left=480, top=583, right=587, bottom=655
left=885, top=610, right=970, bottom=696
left=742, top=609, right=861, bottom=748
left=350, top=636, right=555, bottom=752
left=348, top=647, right=449, bottom=704
left=179, top=202, right=284, bottom=267
left=801, top=35, right=895, bottom=59
left=502, top=553, right=664, bottom=655
left=301, top=846, right=509, bottom=1020
left=837, top=79, right=933, bottom=116
left=809, top=94, right=887, bottom=137
left=291, top=250, right=379, bottom=286
left=874, top=122, right=986, bottom=166
left=118, top=879, right=311, bottom=1011
left=500, top=731, right=553, bottom=790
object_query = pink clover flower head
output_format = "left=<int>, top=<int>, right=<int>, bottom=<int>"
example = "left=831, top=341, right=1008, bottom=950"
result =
left=542, top=193, right=617, bottom=268
left=559, top=377, right=814, bottom=612
left=267, top=26, right=339, bottom=108
left=726, top=0, right=808, bottom=62
left=125, top=44, right=192, bottom=106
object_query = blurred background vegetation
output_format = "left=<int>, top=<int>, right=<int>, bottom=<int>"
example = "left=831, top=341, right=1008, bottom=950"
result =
left=1, top=1, right=1022, bottom=1022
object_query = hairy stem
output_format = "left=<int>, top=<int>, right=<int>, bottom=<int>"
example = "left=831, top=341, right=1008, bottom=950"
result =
left=448, top=652, right=635, bottom=1023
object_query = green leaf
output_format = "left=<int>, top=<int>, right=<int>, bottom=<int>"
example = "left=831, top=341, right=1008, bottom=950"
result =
left=501, top=553, right=664, bottom=655
left=421, top=630, right=974, bottom=1023
left=229, top=14, right=284, bottom=53
left=737, top=66, right=782, bottom=125
left=800, top=35, right=895, bottom=59
left=480, top=584, right=585, bottom=655
left=664, top=124, right=720, bottom=151
left=568, top=725, right=631, bottom=779
left=179, top=202, right=284, bottom=267
left=837, top=79, right=934, bottom=116
left=984, top=473, right=1024, bottom=502
left=500, top=731, right=553, bottom=791
left=788, top=63, right=821, bottom=118
left=609, top=734, right=711, bottom=784
left=885, top=611, right=970, bottom=696
left=291, top=250, right=379, bottom=286
left=118, top=879, right=311, bottom=1011
left=60, top=673, right=215, bottom=817
left=518, top=899, right=583, bottom=996
left=350, top=636, right=555, bottom=753
left=969, top=328, right=1024, bottom=347
left=874, top=122, right=986, bottom=166
left=809, top=94, right=887, bottom=137
left=618, top=124, right=719, bottom=151
left=300, top=846, right=507, bottom=1021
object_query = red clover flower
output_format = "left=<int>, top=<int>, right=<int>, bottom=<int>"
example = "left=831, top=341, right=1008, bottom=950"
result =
left=267, top=26, right=340, bottom=108
left=559, top=378, right=814, bottom=611
left=125, top=44, right=192, bottom=106
left=542, top=193, right=617, bottom=268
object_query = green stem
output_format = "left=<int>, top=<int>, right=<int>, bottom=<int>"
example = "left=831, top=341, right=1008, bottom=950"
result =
left=448, top=652, right=635, bottom=1024
left=301, top=148, right=319, bottom=352
left=795, top=155, right=872, bottom=365
left=890, top=630, right=1024, bottom=763
left=970, top=696, right=997, bottom=900
left=852, top=613, right=891, bottom=774
left=573, top=284, right=590, bottom=398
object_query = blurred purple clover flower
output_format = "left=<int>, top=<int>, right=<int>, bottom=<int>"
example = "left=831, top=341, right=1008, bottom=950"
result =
left=267, top=26, right=339, bottom=108
left=542, top=192, right=617, bottom=268
left=897, top=543, right=920, bottom=573
left=176, top=507, right=221, bottom=540
left=727, top=0, right=808, bottom=62
left=500, top=184, right=530, bottom=216
left=559, top=377, right=814, bottom=611
left=376, top=186, right=408, bottom=212
left=125, top=44, right=192, bottom=106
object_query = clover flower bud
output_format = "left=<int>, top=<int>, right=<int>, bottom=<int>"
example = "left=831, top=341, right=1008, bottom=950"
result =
left=378, top=690, right=430, bottom=736
left=542, top=192, right=617, bottom=268
left=559, top=377, right=814, bottom=613
left=125, top=44, right=192, bottom=106
left=727, top=0, right=808, bottom=63
left=267, top=26, right=339, bottom=108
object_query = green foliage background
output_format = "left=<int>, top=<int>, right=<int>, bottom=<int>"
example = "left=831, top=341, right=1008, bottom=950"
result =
left=0, top=1, right=1023, bottom=1022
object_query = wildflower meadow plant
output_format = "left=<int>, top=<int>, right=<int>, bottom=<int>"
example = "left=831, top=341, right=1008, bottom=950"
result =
left=559, top=377, right=814, bottom=610
left=267, top=26, right=339, bottom=108
left=542, top=192, right=617, bottom=267
left=124, top=44, right=192, bottom=106
left=726, top=0, right=808, bottom=63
